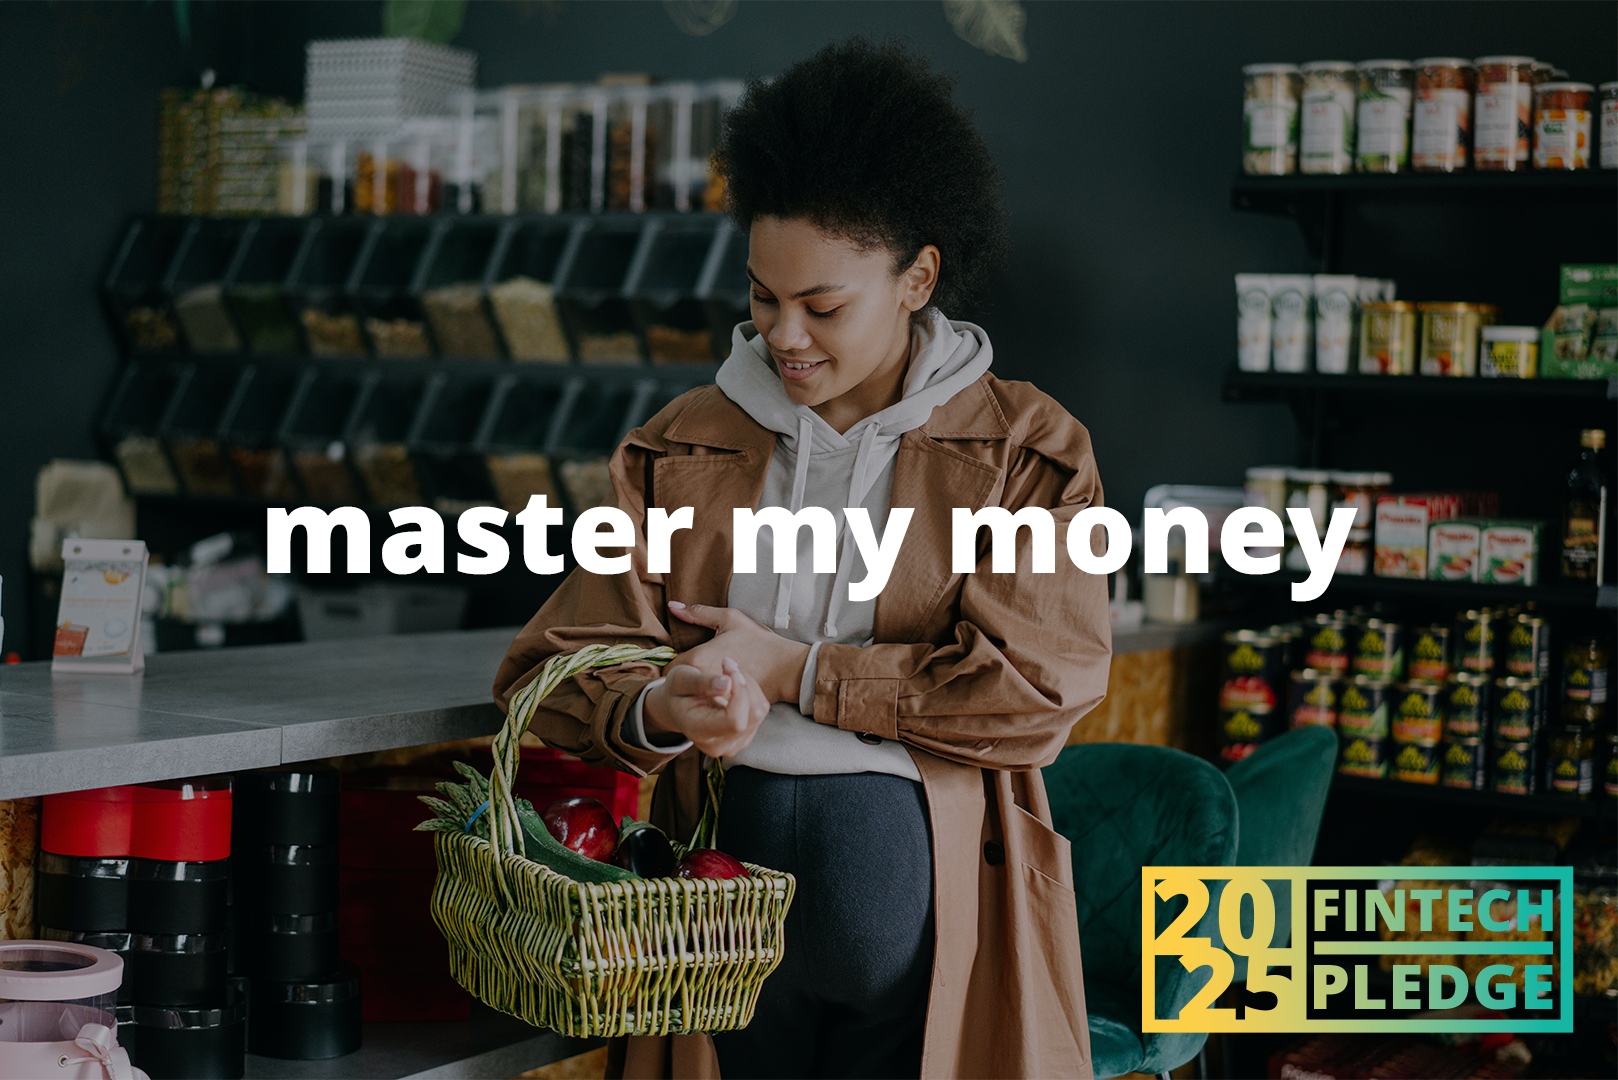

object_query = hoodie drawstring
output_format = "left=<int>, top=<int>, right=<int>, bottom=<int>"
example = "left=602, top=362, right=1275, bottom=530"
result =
left=822, top=423, right=882, bottom=637
left=771, top=414, right=817, bottom=630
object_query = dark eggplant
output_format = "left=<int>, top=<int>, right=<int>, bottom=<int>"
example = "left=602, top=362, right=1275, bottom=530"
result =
left=613, top=821, right=678, bottom=879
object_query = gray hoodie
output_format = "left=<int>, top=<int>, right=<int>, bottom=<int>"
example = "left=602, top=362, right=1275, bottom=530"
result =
left=628, top=309, right=994, bottom=779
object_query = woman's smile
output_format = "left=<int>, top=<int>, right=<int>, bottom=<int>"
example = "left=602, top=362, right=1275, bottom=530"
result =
left=774, top=354, right=829, bottom=380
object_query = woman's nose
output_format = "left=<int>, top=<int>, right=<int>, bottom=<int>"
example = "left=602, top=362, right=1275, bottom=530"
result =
left=767, top=310, right=813, bottom=352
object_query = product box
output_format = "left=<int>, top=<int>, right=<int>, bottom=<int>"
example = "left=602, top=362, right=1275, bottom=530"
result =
left=1559, top=264, right=1618, bottom=306
left=1427, top=519, right=1483, bottom=581
left=1480, top=520, right=1541, bottom=585
left=1374, top=493, right=1498, bottom=578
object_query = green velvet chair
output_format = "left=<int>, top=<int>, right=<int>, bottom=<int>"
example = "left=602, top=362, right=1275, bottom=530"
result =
left=1043, top=742, right=1239, bottom=1080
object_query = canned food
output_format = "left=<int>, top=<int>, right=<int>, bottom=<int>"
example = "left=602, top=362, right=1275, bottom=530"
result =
left=1391, top=738, right=1441, bottom=784
left=1339, top=675, right=1393, bottom=737
left=1418, top=302, right=1498, bottom=377
left=1339, top=732, right=1388, bottom=778
left=1441, top=739, right=1487, bottom=789
left=1218, top=710, right=1267, bottom=763
left=1359, top=301, right=1419, bottom=375
left=1493, top=676, right=1545, bottom=742
left=1354, top=618, right=1405, bottom=679
left=1492, top=740, right=1537, bottom=795
left=1218, top=630, right=1286, bottom=763
left=1504, top=615, right=1550, bottom=678
left=1605, top=731, right=1618, bottom=798
left=1443, top=673, right=1491, bottom=739
left=1305, top=613, right=1351, bottom=674
left=1412, top=58, right=1475, bottom=172
left=1290, top=669, right=1340, bottom=729
left=1545, top=724, right=1594, bottom=798
left=1393, top=681, right=1445, bottom=743
left=1456, top=609, right=1496, bottom=674
left=1475, top=56, right=1536, bottom=171
left=1480, top=325, right=1540, bottom=378
left=1409, top=624, right=1453, bottom=681
left=1263, top=624, right=1304, bottom=673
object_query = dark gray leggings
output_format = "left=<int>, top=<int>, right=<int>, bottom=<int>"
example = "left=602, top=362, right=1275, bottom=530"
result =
left=709, top=767, right=935, bottom=1080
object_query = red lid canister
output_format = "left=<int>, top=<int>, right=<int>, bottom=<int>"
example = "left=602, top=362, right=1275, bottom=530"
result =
left=131, top=777, right=234, bottom=862
left=41, top=787, right=135, bottom=857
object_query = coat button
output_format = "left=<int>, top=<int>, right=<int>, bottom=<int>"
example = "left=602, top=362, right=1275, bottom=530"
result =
left=984, top=841, right=1005, bottom=866
left=856, top=732, right=883, bottom=745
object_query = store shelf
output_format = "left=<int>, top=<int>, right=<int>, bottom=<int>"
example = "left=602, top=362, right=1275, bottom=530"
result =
left=0, top=628, right=516, bottom=800
left=1232, top=169, right=1617, bottom=213
left=1222, top=368, right=1616, bottom=403
left=1238, top=572, right=1614, bottom=610
left=1330, top=773, right=1616, bottom=821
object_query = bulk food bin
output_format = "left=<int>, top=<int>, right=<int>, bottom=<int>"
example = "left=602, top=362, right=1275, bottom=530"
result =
left=485, top=216, right=581, bottom=361
left=414, top=217, right=506, bottom=358
left=347, top=373, right=427, bottom=507
left=481, top=376, right=572, bottom=513
left=627, top=215, right=725, bottom=362
left=0, top=940, right=131, bottom=1080
left=695, top=218, right=751, bottom=355
left=409, top=374, right=503, bottom=512
left=163, top=364, right=250, bottom=497
left=552, top=380, right=656, bottom=513
left=281, top=369, right=366, bottom=504
left=348, top=216, right=436, bottom=357
left=102, top=362, right=186, bottom=496
left=554, top=216, right=648, bottom=362
left=103, top=216, right=190, bottom=352
left=285, top=218, right=375, bottom=357
left=222, top=365, right=304, bottom=499
left=223, top=218, right=309, bottom=354
left=164, top=218, right=251, bottom=354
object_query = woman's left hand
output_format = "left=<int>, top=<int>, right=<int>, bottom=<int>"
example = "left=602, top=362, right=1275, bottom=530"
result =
left=668, top=601, right=811, bottom=706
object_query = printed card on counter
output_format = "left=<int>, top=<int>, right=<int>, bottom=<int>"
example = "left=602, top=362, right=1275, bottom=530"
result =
left=52, top=539, right=147, bottom=674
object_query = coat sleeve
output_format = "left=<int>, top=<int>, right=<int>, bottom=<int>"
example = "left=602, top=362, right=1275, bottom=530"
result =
left=809, top=437, right=1113, bottom=772
left=490, top=439, right=689, bottom=779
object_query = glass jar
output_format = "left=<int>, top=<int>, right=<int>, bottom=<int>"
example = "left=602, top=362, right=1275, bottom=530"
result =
left=1355, top=60, right=1414, bottom=173
left=1546, top=724, right=1595, bottom=797
left=1300, top=61, right=1357, bottom=174
left=1412, top=58, right=1475, bottom=171
left=1561, top=637, right=1611, bottom=724
left=1358, top=301, right=1418, bottom=374
left=1600, top=82, right=1618, bottom=169
left=1474, top=56, right=1536, bottom=170
left=1329, top=471, right=1392, bottom=576
left=1243, top=64, right=1302, bottom=175
left=1533, top=82, right=1595, bottom=170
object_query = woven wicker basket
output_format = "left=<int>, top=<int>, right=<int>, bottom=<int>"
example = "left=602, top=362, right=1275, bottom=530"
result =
left=427, top=644, right=797, bottom=1037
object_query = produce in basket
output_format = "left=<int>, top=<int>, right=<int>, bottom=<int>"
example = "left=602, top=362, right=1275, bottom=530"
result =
left=541, top=796, right=618, bottom=862
left=677, top=848, right=750, bottom=880
left=615, top=820, right=679, bottom=878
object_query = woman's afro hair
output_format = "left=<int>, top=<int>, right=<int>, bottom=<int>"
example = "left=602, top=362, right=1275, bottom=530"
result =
left=715, top=38, right=1008, bottom=315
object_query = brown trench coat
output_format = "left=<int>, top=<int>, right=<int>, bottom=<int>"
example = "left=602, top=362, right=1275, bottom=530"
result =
left=493, top=372, right=1112, bottom=1079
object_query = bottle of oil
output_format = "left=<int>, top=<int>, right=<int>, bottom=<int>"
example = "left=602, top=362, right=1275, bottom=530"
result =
left=1560, top=429, right=1608, bottom=582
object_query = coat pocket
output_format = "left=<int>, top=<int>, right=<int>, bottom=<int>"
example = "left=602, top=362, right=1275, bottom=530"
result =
left=1009, top=802, right=1076, bottom=890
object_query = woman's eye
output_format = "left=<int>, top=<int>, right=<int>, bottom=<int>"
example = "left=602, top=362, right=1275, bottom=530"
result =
left=808, top=307, right=839, bottom=319
left=750, top=290, right=776, bottom=305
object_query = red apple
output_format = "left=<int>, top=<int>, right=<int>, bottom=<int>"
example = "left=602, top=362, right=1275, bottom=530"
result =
left=675, top=848, right=749, bottom=880
left=541, top=797, right=617, bottom=862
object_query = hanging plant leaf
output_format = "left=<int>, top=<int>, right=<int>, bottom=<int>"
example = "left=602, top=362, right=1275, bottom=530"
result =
left=942, top=0, right=1029, bottom=63
left=382, top=0, right=469, bottom=44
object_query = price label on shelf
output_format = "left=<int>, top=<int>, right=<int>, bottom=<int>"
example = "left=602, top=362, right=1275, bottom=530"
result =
left=52, top=539, right=148, bottom=675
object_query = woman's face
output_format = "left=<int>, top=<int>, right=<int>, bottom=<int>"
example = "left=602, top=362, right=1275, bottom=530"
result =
left=746, top=216, right=938, bottom=424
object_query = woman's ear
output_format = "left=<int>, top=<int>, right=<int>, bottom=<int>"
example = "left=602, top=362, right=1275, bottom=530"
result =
left=900, top=244, right=941, bottom=313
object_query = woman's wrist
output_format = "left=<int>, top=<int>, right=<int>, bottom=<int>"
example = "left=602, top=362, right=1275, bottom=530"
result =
left=641, top=683, right=689, bottom=747
left=774, top=641, right=812, bottom=705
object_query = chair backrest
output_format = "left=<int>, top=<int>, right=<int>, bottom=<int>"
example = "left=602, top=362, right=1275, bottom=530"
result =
left=1043, top=742, right=1239, bottom=995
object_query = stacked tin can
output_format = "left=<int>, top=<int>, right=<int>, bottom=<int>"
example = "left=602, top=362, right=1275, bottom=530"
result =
left=1217, top=626, right=1295, bottom=761
left=233, top=767, right=362, bottom=1061
left=36, top=787, right=135, bottom=1007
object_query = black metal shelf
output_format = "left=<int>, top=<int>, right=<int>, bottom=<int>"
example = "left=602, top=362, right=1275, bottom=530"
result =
left=129, top=351, right=721, bottom=387
left=1236, top=572, right=1615, bottom=610
left=1232, top=168, right=1617, bottom=214
left=1331, top=773, right=1616, bottom=821
left=1222, top=367, right=1616, bottom=404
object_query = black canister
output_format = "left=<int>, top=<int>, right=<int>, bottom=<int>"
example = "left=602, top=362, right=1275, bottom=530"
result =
left=248, top=962, right=362, bottom=1060
left=239, top=912, right=339, bottom=982
left=41, top=927, right=135, bottom=1004
left=240, top=844, right=339, bottom=914
left=129, top=931, right=229, bottom=1007
left=131, top=990, right=247, bottom=1080
left=128, top=858, right=229, bottom=934
left=35, top=852, right=128, bottom=931
left=235, top=768, right=340, bottom=846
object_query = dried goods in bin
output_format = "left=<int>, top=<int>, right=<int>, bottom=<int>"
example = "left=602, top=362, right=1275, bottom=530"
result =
left=293, top=449, right=362, bottom=504
left=489, top=277, right=569, bottom=361
left=355, top=444, right=422, bottom=508
left=231, top=446, right=295, bottom=499
left=230, top=283, right=300, bottom=355
left=125, top=307, right=180, bottom=351
left=116, top=435, right=180, bottom=495
left=559, top=458, right=615, bottom=512
left=647, top=325, right=714, bottom=363
left=423, top=283, right=503, bottom=358
left=170, top=438, right=235, bottom=497
left=366, top=317, right=432, bottom=358
left=301, top=309, right=367, bottom=357
left=578, top=331, right=641, bottom=363
left=487, top=453, right=562, bottom=515
left=174, top=284, right=241, bottom=353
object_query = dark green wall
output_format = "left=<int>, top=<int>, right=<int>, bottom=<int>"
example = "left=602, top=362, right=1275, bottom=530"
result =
left=3, top=1, right=1615, bottom=655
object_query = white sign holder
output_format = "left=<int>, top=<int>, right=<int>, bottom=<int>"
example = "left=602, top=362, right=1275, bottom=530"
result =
left=52, top=539, right=148, bottom=675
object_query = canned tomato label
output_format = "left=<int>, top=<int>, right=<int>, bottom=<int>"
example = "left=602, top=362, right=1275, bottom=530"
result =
left=1353, top=619, right=1405, bottom=678
left=1441, top=739, right=1487, bottom=789
left=1492, top=741, right=1536, bottom=795
left=1504, top=616, right=1549, bottom=678
left=1563, top=663, right=1610, bottom=705
left=1218, top=631, right=1285, bottom=762
left=1339, top=676, right=1392, bottom=736
left=1218, top=711, right=1265, bottom=762
left=1409, top=624, right=1452, bottom=681
left=1456, top=610, right=1495, bottom=673
left=1305, top=616, right=1350, bottom=673
left=1338, top=732, right=1388, bottom=778
left=1493, top=677, right=1544, bottom=742
left=1289, top=670, right=1339, bottom=729
left=1442, top=674, right=1491, bottom=739
left=1391, top=739, right=1441, bottom=784
left=1547, top=753, right=1593, bottom=796
left=1392, top=681, right=1444, bottom=742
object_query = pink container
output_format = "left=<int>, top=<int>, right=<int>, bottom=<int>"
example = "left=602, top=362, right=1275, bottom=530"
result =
left=0, top=940, right=141, bottom=1079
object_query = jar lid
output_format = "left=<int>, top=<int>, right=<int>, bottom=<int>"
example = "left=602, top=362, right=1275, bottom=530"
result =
left=1474, top=55, right=1535, bottom=65
left=1357, top=59, right=1413, bottom=70
left=1301, top=60, right=1355, bottom=72
left=1361, top=301, right=1417, bottom=311
left=0, top=941, right=123, bottom=999
left=1328, top=471, right=1390, bottom=485
left=1602, top=82, right=1618, bottom=91
left=1286, top=468, right=1332, bottom=483
left=1538, top=81, right=1595, bottom=93
left=1413, top=57, right=1474, bottom=68
left=257, top=961, right=362, bottom=1004
left=1243, top=63, right=1300, bottom=75
left=132, top=989, right=247, bottom=1030
left=1245, top=466, right=1289, bottom=480
left=1482, top=325, right=1540, bottom=342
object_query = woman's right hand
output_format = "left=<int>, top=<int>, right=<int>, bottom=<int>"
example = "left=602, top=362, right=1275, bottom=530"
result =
left=642, top=657, right=770, bottom=758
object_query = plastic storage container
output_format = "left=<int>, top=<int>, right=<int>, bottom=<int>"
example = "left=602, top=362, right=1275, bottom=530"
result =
left=1474, top=56, right=1536, bottom=170
left=349, top=217, right=436, bottom=357
left=35, top=853, right=128, bottom=935
left=103, top=363, right=186, bottom=495
left=239, top=912, right=339, bottom=983
left=165, top=218, right=251, bottom=353
left=285, top=218, right=375, bottom=357
left=37, top=930, right=133, bottom=1005
left=1242, top=64, right=1301, bottom=175
left=486, top=217, right=580, bottom=361
left=1412, top=58, right=1474, bottom=172
left=1533, top=82, right=1595, bottom=170
left=554, top=217, right=647, bottom=362
left=482, top=378, right=571, bottom=513
left=282, top=370, right=366, bottom=504
left=103, top=217, right=190, bottom=352
left=411, top=375, right=503, bottom=511
left=222, top=365, right=303, bottom=499
left=348, top=374, right=427, bottom=507
left=163, top=364, right=248, bottom=497
left=128, top=931, right=228, bottom=1006
left=553, top=381, right=655, bottom=512
left=628, top=215, right=724, bottom=362
left=224, top=219, right=308, bottom=355
left=1355, top=61, right=1414, bottom=173
left=415, top=218, right=506, bottom=358
left=235, top=769, right=340, bottom=847
left=248, top=963, right=362, bottom=1060
left=130, top=991, right=247, bottom=1080
left=0, top=941, right=126, bottom=1080
left=1299, top=61, right=1357, bottom=174
left=42, top=787, right=134, bottom=859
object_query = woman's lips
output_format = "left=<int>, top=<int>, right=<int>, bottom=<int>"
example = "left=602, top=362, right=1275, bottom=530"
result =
left=776, top=357, right=827, bottom=381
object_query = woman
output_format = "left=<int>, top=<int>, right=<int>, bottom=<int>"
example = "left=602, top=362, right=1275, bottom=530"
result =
left=494, top=39, right=1111, bottom=1080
